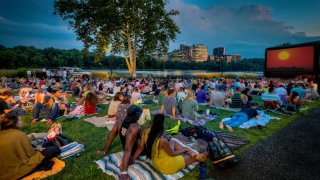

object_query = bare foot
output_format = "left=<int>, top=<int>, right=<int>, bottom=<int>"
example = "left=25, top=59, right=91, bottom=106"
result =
left=225, top=125, right=233, bottom=133
left=97, top=149, right=106, bottom=155
left=219, top=122, right=224, bottom=130
left=46, top=120, right=53, bottom=125
left=31, top=119, right=37, bottom=125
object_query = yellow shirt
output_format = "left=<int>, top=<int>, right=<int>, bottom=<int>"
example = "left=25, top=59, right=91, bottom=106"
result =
left=0, top=129, right=44, bottom=180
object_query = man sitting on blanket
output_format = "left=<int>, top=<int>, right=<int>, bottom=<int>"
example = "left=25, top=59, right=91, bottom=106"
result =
left=97, top=105, right=144, bottom=180
left=219, top=102, right=260, bottom=132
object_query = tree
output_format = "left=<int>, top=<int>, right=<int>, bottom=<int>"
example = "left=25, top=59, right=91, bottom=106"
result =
left=54, top=0, right=180, bottom=77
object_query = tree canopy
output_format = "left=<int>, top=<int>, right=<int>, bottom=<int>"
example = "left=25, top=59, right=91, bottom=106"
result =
left=54, top=0, right=180, bottom=76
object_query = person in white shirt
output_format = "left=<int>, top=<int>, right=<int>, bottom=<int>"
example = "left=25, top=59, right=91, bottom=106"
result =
left=130, top=87, right=142, bottom=104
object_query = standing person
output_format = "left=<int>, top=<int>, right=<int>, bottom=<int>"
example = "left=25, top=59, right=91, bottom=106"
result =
left=27, top=69, right=32, bottom=79
left=0, top=115, right=60, bottom=180
left=116, top=96, right=131, bottom=122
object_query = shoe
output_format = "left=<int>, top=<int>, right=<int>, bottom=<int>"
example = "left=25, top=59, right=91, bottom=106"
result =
left=166, top=120, right=181, bottom=134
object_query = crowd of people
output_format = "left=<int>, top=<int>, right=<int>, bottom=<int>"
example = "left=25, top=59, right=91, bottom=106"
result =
left=0, top=71, right=319, bottom=179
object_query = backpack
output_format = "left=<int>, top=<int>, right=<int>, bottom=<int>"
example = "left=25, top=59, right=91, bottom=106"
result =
left=208, top=139, right=238, bottom=169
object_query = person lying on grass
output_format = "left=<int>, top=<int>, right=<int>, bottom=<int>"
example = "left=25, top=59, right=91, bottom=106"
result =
left=97, top=105, right=144, bottom=180
left=131, top=114, right=207, bottom=175
left=219, top=101, right=260, bottom=132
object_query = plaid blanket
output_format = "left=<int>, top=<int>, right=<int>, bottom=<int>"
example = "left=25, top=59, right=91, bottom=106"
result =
left=96, top=138, right=198, bottom=180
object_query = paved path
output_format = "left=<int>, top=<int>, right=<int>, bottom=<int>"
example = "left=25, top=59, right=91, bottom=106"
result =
left=211, top=106, right=320, bottom=180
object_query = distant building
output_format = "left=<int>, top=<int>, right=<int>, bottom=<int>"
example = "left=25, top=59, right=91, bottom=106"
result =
left=208, top=55, right=215, bottom=61
left=193, top=44, right=208, bottom=62
left=180, top=44, right=192, bottom=61
left=225, top=55, right=233, bottom=63
left=232, top=53, right=241, bottom=62
left=213, top=47, right=226, bottom=59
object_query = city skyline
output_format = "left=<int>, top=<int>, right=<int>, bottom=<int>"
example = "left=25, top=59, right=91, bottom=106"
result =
left=0, top=0, right=320, bottom=58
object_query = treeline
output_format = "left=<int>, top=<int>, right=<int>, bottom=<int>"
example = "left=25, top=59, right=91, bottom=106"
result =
left=0, top=45, right=264, bottom=71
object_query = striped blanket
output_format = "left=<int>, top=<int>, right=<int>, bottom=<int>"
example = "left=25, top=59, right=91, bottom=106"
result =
left=59, top=142, right=84, bottom=159
left=96, top=138, right=198, bottom=180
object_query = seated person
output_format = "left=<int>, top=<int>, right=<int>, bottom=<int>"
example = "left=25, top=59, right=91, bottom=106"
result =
left=97, top=105, right=143, bottom=180
left=130, top=87, right=142, bottom=104
left=182, top=92, right=204, bottom=120
left=286, top=91, right=301, bottom=111
left=290, top=83, right=306, bottom=101
left=161, top=89, right=180, bottom=118
left=196, top=85, right=207, bottom=104
left=241, top=88, right=251, bottom=108
left=229, top=87, right=243, bottom=108
left=107, top=92, right=124, bottom=118
left=132, top=114, right=206, bottom=174
left=209, top=88, right=226, bottom=108
left=83, top=92, right=99, bottom=114
left=0, top=91, right=24, bottom=116
left=261, top=87, right=282, bottom=106
left=31, top=95, right=60, bottom=125
left=0, top=115, right=60, bottom=180
left=219, top=102, right=260, bottom=132
left=176, top=87, right=186, bottom=113
left=116, top=96, right=131, bottom=122
left=0, top=89, right=17, bottom=107
left=142, top=83, right=152, bottom=95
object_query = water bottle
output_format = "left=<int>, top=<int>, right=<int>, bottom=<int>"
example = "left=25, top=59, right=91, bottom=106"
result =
left=199, top=162, right=207, bottom=179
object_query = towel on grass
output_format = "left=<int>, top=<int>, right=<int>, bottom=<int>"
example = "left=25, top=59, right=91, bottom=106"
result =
left=96, top=138, right=198, bottom=180
left=59, top=142, right=84, bottom=159
left=151, top=110, right=219, bottom=126
left=221, top=110, right=280, bottom=129
left=84, top=116, right=116, bottom=130
left=22, top=158, right=65, bottom=180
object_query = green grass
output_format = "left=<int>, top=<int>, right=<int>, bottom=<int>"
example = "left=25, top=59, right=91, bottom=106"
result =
left=19, top=96, right=320, bottom=180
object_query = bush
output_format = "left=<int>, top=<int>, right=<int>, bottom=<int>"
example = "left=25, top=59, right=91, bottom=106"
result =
left=91, top=71, right=120, bottom=79
left=195, top=72, right=258, bottom=79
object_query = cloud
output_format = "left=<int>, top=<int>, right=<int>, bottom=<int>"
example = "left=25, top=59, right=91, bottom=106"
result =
left=167, top=0, right=320, bottom=57
left=0, top=15, right=82, bottom=49
left=0, top=16, right=73, bottom=35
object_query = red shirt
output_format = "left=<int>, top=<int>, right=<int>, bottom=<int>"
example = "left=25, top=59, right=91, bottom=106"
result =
left=84, top=103, right=97, bottom=114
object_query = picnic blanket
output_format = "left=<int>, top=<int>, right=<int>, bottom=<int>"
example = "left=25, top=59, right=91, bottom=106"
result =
left=22, top=158, right=65, bottom=180
left=173, top=132, right=249, bottom=153
left=84, top=116, right=116, bottom=130
left=151, top=110, right=219, bottom=126
left=221, top=110, right=281, bottom=129
left=96, top=138, right=198, bottom=180
left=59, top=142, right=85, bottom=159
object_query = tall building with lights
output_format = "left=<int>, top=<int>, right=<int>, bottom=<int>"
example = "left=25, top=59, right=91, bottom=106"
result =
left=192, top=44, right=208, bottom=62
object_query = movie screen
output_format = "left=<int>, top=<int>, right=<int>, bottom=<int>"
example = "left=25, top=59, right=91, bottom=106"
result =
left=266, top=46, right=314, bottom=72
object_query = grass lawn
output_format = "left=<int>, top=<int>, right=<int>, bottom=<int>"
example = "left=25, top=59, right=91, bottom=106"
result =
left=20, top=95, right=320, bottom=180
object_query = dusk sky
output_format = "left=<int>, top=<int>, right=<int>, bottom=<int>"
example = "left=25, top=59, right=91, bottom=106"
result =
left=0, top=0, right=320, bottom=58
